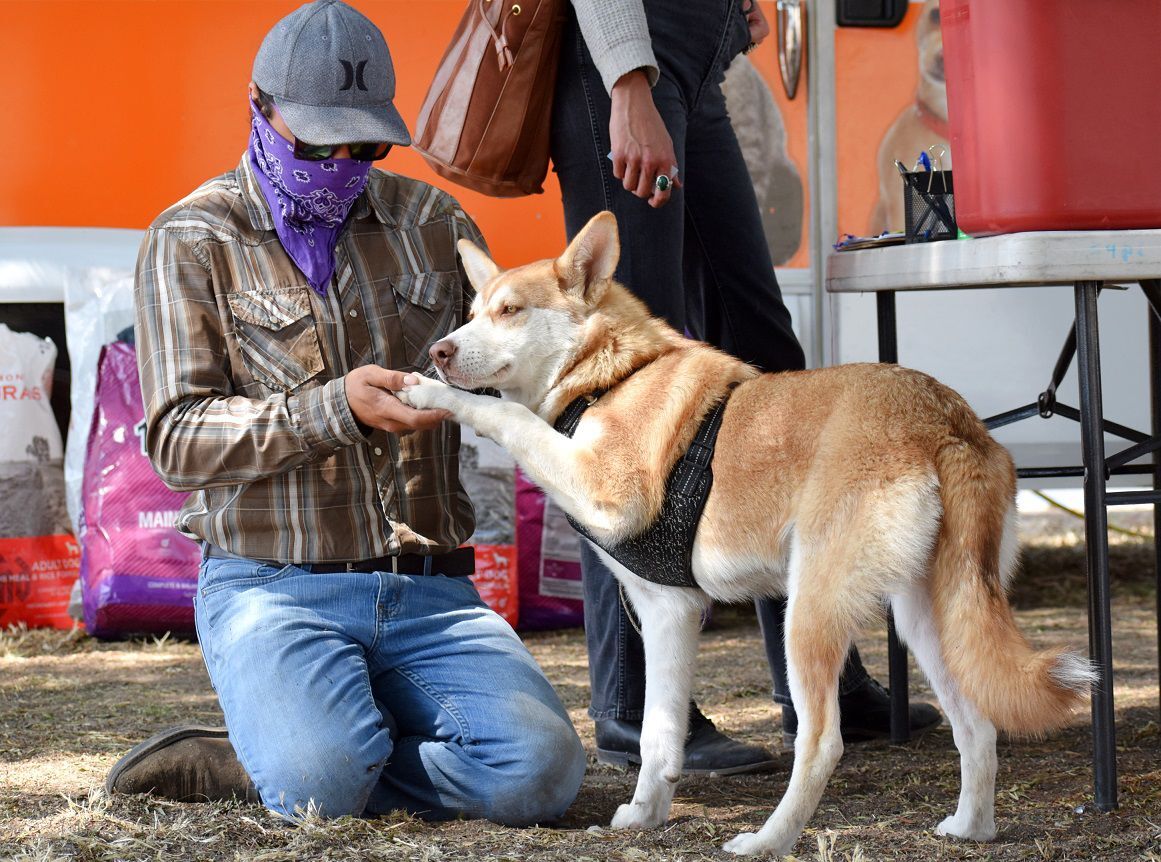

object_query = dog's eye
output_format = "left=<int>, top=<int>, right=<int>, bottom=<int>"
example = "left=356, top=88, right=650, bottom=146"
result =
left=501, top=305, right=521, bottom=316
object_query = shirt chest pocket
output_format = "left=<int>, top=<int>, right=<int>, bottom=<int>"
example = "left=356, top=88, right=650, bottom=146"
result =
left=227, top=287, right=325, bottom=392
left=392, top=271, right=458, bottom=368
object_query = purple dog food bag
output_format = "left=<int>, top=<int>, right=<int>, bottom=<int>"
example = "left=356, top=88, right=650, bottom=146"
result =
left=514, top=469, right=584, bottom=630
left=80, top=341, right=199, bottom=638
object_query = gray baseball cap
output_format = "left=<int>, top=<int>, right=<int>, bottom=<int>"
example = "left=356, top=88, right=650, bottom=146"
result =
left=253, top=0, right=411, bottom=147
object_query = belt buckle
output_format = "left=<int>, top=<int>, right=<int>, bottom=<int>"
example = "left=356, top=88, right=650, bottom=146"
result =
left=686, top=441, right=712, bottom=467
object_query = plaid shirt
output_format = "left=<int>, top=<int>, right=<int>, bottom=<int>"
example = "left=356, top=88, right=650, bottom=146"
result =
left=134, top=154, right=482, bottom=563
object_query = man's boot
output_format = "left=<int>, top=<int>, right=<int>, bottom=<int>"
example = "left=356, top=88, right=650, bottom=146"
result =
left=105, top=725, right=260, bottom=803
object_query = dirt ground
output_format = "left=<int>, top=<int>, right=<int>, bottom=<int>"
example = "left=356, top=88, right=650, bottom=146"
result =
left=1, top=511, right=1159, bottom=862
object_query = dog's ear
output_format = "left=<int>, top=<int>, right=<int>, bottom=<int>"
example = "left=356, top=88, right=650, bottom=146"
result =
left=556, top=211, right=620, bottom=303
left=457, top=239, right=501, bottom=290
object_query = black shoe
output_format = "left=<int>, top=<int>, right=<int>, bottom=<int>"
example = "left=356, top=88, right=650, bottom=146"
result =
left=595, top=704, right=779, bottom=776
left=781, top=678, right=942, bottom=747
left=106, top=724, right=260, bottom=803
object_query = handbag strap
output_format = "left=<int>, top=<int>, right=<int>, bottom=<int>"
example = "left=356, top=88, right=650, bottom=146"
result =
left=478, top=0, right=515, bottom=71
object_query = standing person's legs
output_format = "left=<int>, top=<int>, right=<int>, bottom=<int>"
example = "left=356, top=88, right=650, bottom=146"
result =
left=551, top=11, right=689, bottom=729
left=551, top=11, right=774, bottom=774
left=678, top=67, right=828, bottom=732
left=677, top=72, right=802, bottom=373
left=681, top=73, right=940, bottom=743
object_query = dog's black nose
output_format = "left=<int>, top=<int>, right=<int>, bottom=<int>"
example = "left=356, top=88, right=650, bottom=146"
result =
left=430, top=338, right=456, bottom=366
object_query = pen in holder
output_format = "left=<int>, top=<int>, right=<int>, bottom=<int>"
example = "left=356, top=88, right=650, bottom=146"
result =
left=901, top=167, right=956, bottom=243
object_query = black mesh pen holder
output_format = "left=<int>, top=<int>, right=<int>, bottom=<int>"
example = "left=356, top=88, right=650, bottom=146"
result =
left=903, top=169, right=956, bottom=243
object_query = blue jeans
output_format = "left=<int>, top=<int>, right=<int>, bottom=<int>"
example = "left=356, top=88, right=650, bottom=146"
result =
left=551, top=0, right=869, bottom=721
left=193, top=553, right=586, bottom=824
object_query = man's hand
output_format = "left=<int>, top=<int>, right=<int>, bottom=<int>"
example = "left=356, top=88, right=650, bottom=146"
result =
left=609, top=70, right=682, bottom=209
left=344, top=365, right=449, bottom=433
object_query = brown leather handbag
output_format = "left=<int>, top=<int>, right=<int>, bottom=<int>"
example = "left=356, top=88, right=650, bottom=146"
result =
left=413, top=0, right=565, bottom=197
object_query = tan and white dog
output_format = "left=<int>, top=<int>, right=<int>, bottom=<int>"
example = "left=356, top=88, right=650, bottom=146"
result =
left=398, top=212, right=1093, bottom=856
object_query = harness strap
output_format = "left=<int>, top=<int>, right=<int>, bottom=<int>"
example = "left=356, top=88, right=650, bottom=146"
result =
left=554, top=389, right=604, bottom=437
left=672, top=395, right=730, bottom=496
left=550, top=381, right=739, bottom=589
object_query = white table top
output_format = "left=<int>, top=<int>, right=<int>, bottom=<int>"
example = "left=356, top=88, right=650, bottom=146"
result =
left=826, top=229, right=1161, bottom=293
left=0, top=226, right=143, bottom=303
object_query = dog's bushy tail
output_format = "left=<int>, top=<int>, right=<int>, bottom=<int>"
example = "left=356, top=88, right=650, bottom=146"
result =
left=931, top=412, right=1093, bottom=735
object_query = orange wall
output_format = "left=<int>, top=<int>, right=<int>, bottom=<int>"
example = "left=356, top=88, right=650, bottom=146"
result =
left=0, top=1, right=566, bottom=268
left=0, top=1, right=810, bottom=270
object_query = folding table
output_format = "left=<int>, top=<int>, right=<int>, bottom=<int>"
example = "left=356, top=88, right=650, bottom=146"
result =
left=825, top=229, right=1161, bottom=811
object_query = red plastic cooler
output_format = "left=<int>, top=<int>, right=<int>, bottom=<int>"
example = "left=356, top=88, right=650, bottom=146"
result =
left=941, top=0, right=1161, bottom=236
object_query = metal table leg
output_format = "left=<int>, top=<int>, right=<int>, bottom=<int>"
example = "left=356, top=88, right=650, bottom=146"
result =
left=1075, top=280, right=1117, bottom=811
left=876, top=291, right=911, bottom=744
left=1147, top=285, right=1161, bottom=723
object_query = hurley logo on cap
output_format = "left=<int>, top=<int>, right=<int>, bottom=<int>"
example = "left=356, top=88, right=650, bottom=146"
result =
left=339, top=59, right=369, bottom=91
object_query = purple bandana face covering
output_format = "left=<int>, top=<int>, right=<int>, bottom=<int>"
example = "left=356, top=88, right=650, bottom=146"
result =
left=247, top=100, right=373, bottom=296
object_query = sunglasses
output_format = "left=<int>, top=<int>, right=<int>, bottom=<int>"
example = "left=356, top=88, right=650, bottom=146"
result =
left=293, top=140, right=392, bottom=162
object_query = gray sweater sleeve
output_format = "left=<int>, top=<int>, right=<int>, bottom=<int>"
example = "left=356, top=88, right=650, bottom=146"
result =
left=569, top=0, right=660, bottom=94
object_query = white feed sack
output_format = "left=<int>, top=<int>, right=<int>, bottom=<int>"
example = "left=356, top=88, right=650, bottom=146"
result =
left=0, top=323, right=68, bottom=539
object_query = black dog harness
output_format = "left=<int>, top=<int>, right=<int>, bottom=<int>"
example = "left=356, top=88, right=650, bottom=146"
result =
left=552, top=385, right=736, bottom=589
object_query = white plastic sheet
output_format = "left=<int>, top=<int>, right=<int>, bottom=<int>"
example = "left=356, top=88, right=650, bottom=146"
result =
left=0, top=227, right=144, bottom=533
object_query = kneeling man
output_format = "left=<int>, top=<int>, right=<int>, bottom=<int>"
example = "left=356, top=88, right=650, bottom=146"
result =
left=108, top=0, right=585, bottom=825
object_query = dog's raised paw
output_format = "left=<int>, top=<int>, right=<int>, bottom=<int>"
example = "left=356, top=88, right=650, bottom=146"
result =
left=398, top=375, right=448, bottom=410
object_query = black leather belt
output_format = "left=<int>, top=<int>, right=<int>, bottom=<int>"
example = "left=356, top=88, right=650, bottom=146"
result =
left=204, top=544, right=475, bottom=576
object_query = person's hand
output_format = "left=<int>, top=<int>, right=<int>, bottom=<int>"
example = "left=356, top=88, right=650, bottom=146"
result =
left=742, top=0, right=771, bottom=48
left=609, top=70, right=682, bottom=209
left=344, top=365, right=449, bottom=433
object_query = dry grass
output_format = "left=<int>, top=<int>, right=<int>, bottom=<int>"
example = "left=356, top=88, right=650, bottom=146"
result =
left=1, top=511, right=1159, bottom=861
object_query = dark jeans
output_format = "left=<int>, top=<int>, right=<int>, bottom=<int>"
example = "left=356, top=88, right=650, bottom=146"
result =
left=550, top=0, right=870, bottom=721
